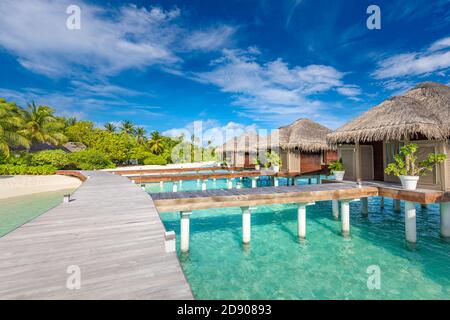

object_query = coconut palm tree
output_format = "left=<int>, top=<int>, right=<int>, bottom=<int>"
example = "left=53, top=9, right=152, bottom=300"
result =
left=0, top=99, right=30, bottom=156
left=20, top=101, right=66, bottom=146
left=65, top=117, right=78, bottom=127
left=148, top=130, right=164, bottom=154
left=104, top=122, right=116, bottom=133
left=135, top=126, right=147, bottom=144
left=120, top=120, right=135, bottom=135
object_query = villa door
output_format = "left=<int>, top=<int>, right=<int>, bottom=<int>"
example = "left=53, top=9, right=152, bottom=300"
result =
left=360, top=145, right=374, bottom=180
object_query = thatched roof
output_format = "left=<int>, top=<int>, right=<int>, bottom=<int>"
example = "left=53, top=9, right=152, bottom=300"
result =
left=218, top=118, right=334, bottom=153
left=279, top=118, right=334, bottom=152
left=327, top=82, right=450, bottom=143
left=216, top=132, right=260, bottom=153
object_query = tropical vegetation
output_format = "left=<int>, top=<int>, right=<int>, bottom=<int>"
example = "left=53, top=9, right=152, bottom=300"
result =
left=0, top=97, right=218, bottom=173
left=328, top=158, right=345, bottom=173
left=265, top=151, right=282, bottom=168
left=385, top=143, right=446, bottom=177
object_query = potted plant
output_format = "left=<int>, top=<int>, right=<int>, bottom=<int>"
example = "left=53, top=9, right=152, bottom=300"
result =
left=385, top=143, right=446, bottom=190
left=255, top=158, right=261, bottom=170
left=266, top=151, right=282, bottom=173
left=328, top=158, right=345, bottom=181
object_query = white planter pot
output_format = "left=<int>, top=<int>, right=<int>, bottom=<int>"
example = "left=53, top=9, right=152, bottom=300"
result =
left=272, top=165, right=280, bottom=173
left=255, top=165, right=260, bottom=170
left=399, top=175, right=419, bottom=190
left=333, top=171, right=345, bottom=181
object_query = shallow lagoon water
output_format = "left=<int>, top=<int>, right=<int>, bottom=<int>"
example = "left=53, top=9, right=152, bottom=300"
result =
left=154, top=180, right=450, bottom=299
left=0, top=189, right=73, bottom=237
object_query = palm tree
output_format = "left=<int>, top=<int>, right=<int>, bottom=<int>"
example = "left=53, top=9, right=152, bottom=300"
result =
left=104, top=122, right=116, bottom=133
left=65, top=117, right=78, bottom=127
left=148, top=130, right=164, bottom=154
left=20, top=101, right=66, bottom=146
left=120, top=120, right=135, bottom=135
left=0, top=99, right=30, bottom=156
left=135, top=126, right=146, bottom=144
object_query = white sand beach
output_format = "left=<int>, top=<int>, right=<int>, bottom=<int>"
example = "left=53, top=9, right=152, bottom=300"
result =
left=0, top=175, right=82, bottom=200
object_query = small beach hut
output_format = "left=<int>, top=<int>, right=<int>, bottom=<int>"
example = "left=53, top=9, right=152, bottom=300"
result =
left=270, top=118, right=337, bottom=174
left=327, top=82, right=450, bottom=191
left=216, top=132, right=260, bottom=168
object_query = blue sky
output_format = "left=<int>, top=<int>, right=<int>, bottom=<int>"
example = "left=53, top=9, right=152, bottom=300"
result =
left=0, top=0, right=449, bottom=144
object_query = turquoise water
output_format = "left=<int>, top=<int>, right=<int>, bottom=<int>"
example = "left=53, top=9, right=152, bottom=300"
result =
left=144, top=176, right=322, bottom=193
left=0, top=190, right=74, bottom=237
left=159, top=197, right=450, bottom=299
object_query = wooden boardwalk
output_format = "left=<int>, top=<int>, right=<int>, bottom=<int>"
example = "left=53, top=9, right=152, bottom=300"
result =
left=0, top=171, right=193, bottom=300
left=322, top=179, right=450, bottom=204
left=150, top=183, right=379, bottom=212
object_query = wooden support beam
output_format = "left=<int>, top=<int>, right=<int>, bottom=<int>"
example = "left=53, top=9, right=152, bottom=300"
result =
left=180, top=211, right=192, bottom=252
left=241, top=206, right=251, bottom=244
left=405, top=201, right=416, bottom=243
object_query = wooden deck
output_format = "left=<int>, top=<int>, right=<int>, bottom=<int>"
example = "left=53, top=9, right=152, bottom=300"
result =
left=0, top=171, right=193, bottom=300
left=322, top=179, right=450, bottom=204
left=150, top=184, right=379, bottom=212
left=107, top=165, right=250, bottom=176
left=129, top=170, right=324, bottom=183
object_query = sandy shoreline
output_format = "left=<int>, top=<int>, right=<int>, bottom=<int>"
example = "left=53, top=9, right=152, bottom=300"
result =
left=0, top=175, right=82, bottom=200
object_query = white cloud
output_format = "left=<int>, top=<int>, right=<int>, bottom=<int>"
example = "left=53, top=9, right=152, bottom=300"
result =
left=183, top=25, right=236, bottom=51
left=163, top=119, right=258, bottom=147
left=0, top=0, right=235, bottom=78
left=193, top=49, right=358, bottom=125
left=336, top=85, right=361, bottom=97
left=373, top=36, right=450, bottom=79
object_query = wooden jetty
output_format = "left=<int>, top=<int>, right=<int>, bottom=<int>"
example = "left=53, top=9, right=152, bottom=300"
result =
left=0, top=171, right=193, bottom=300
left=150, top=180, right=450, bottom=251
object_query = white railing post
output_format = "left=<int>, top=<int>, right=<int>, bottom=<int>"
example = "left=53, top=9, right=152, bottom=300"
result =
left=180, top=211, right=192, bottom=252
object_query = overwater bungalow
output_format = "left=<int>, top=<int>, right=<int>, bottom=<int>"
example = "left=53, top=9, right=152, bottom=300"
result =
left=217, top=119, right=337, bottom=173
left=327, top=82, right=450, bottom=191
left=216, top=132, right=260, bottom=168
left=261, top=118, right=338, bottom=174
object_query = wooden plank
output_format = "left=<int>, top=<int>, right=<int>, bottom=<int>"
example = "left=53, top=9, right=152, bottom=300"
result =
left=322, top=179, right=450, bottom=204
left=151, top=184, right=379, bottom=212
left=0, top=171, right=193, bottom=300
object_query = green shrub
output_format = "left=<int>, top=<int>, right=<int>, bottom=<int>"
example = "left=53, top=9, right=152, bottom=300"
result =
left=69, top=149, right=115, bottom=170
left=31, top=150, right=71, bottom=169
left=0, top=164, right=57, bottom=175
left=143, top=154, right=167, bottom=165
left=4, top=152, right=32, bottom=166
left=328, top=158, right=344, bottom=173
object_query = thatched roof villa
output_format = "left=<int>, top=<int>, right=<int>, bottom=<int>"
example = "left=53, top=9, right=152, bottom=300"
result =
left=327, top=82, right=450, bottom=191
left=269, top=118, right=337, bottom=173
left=219, top=118, right=337, bottom=173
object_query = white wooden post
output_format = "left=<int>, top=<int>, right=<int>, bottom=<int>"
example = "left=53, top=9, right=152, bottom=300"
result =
left=227, top=179, right=233, bottom=189
left=274, top=177, right=279, bottom=187
left=332, top=200, right=339, bottom=219
left=179, top=180, right=183, bottom=187
left=251, top=178, right=257, bottom=188
left=180, top=211, right=192, bottom=252
left=241, top=206, right=251, bottom=244
left=201, top=180, right=207, bottom=191
left=440, top=202, right=450, bottom=238
left=164, top=231, right=176, bottom=253
left=297, top=202, right=314, bottom=239
left=404, top=201, right=416, bottom=243
left=394, top=199, right=401, bottom=211
left=172, top=183, right=178, bottom=193
left=341, top=200, right=350, bottom=236
left=361, top=197, right=368, bottom=216
left=236, top=182, right=241, bottom=189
